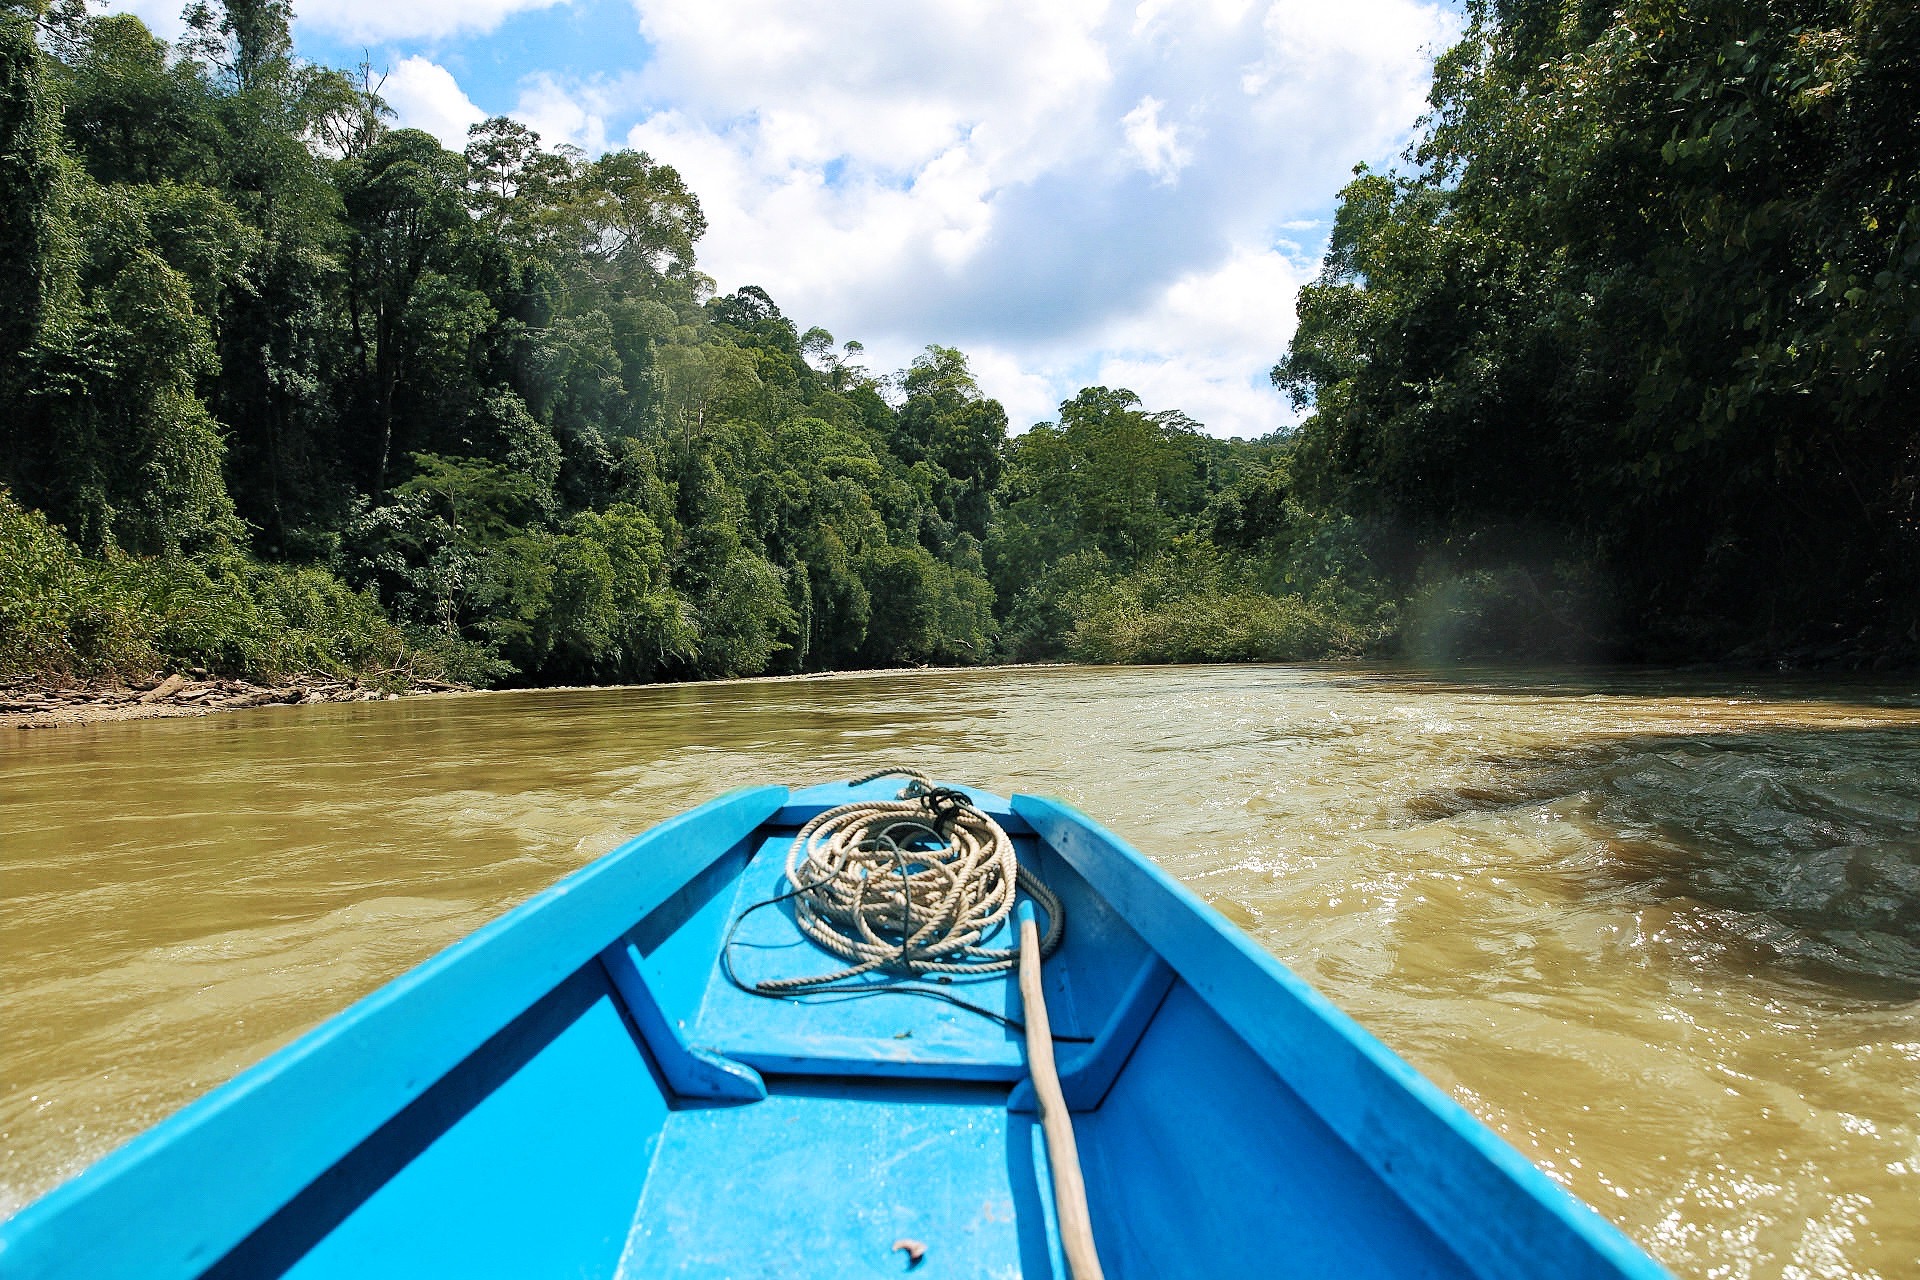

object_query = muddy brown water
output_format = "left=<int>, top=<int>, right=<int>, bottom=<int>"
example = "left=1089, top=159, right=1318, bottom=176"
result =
left=3, top=665, right=1918, bottom=1277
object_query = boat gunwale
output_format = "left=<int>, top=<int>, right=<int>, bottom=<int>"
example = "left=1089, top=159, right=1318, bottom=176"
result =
left=1013, top=793, right=1672, bottom=1280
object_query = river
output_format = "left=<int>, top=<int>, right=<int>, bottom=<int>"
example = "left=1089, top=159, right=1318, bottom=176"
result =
left=3, top=664, right=1917, bottom=1276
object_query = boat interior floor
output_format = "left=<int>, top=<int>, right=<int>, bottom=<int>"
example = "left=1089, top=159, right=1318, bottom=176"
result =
left=204, top=799, right=1488, bottom=1279
left=624, top=1079, right=1056, bottom=1278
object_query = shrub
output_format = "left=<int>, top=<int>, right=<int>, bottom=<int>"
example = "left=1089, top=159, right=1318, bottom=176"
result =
left=1066, top=583, right=1362, bottom=664
left=858, top=542, right=997, bottom=666
left=1399, top=561, right=1610, bottom=663
left=0, top=488, right=485, bottom=683
left=1000, top=550, right=1114, bottom=661
left=1045, top=539, right=1373, bottom=666
left=0, top=491, right=154, bottom=675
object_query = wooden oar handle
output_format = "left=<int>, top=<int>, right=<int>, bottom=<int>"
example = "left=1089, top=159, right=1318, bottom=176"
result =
left=1018, top=901, right=1105, bottom=1280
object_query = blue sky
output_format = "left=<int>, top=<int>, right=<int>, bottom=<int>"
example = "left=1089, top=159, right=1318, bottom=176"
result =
left=116, top=0, right=1460, bottom=436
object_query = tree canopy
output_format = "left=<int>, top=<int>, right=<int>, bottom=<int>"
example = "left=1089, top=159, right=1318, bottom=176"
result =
left=1277, top=0, right=1920, bottom=660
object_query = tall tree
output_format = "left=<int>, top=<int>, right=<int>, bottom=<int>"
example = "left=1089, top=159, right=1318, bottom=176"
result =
left=0, top=8, right=66, bottom=396
left=181, top=0, right=292, bottom=94
left=892, top=345, right=1008, bottom=546
left=337, top=128, right=474, bottom=494
left=1278, top=0, right=1920, bottom=656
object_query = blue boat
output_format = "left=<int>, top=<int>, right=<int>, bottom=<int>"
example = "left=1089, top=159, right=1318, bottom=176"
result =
left=1, top=776, right=1670, bottom=1279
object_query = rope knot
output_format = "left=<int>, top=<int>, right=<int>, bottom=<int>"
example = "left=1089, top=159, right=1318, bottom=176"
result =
left=918, top=785, right=974, bottom=836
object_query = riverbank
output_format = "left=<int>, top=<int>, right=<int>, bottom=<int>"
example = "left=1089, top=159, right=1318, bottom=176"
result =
left=0, top=673, right=469, bottom=730
left=0, top=663, right=1074, bottom=730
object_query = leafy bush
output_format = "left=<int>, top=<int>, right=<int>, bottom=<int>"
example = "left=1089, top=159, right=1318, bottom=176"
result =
left=1070, top=593, right=1355, bottom=663
left=1059, top=541, right=1374, bottom=667
left=0, top=492, right=154, bottom=675
left=999, top=550, right=1115, bottom=661
left=857, top=542, right=997, bottom=666
left=475, top=506, right=697, bottom=683
left=689, top=550, right=795, bottom=678
left=1066, top=577, right=1364, bottom=665
left=0, top=489, right=483, bottom=682
left=135, top=553, right=433, bottom=680
left=999, top=537, right=1381, bottom=666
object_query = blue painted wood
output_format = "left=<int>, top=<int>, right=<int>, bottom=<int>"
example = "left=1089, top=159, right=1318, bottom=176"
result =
left=1, top=779, right=1672, bottom=1280
left=626, top=831, right=760, bottom=1024
left=1026, top=1117, right=1071, bottom=1280
left=1007, top=954, right=1174, bottom=1113
left=618, top=1081, right=1057, bottom=1278
left=1012, top=794, right=1671, bottom=1280
left=0, top=785, right=786, bottom=1280
left=202, top=967, right=664, bottom=1279
left=274, top=972, right=668, bottom=1280
left=600, top=942, right=766, bottom=1102
left=1081, top=977, right=1478, bottom=1279
left=693, top=832, right=1033, bottom=1080
left=695, top=824, right=1152, bottom=1082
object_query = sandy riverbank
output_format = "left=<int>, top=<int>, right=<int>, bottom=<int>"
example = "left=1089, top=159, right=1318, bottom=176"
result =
left=2, top=663, right=1067, bottom=730
left=1, top=673, right=469, bottom=729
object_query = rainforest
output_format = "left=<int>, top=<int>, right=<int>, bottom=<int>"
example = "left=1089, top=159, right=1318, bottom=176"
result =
left=2, top=0, right=1915, bottom=692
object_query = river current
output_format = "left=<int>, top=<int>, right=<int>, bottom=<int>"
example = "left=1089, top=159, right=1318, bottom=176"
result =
left=3, top=664, right=1917, bottom=1276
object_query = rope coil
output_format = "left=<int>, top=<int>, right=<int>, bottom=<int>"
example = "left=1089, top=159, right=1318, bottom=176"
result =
left=747, top=767, right=1064, bottom=994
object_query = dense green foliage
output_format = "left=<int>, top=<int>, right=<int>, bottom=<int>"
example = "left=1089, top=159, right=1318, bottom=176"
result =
left=989, top=389, right=1381, bottom=662
left=1278, top=0, right=1920, bottom=661
left=2, top=2, right=1347, bottom=684
left=0, top=487, right=466, bottom=680
left=6, top=0, right=1911, bottom=685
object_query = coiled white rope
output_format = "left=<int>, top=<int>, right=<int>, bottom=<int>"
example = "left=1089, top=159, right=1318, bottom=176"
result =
left=751, top=766, right=1065, bottom=992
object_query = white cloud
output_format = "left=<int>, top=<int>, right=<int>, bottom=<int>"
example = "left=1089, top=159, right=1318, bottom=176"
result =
left=380, top=57, right=485, bottom=151
left=513, top=73, right=620, bottom=155
left=966, top=242, right=1312, bottom=436
left=1120, top=96, right=1193, bottom=184
left=1105, top=243, right=1313, bottom=429
left=630, top=0, right=1114, bottom=178
left=295, top=0, right=567, bottom=43
left=100, top=0, right=189, bottom=40
left=966, top=348, right=1065, bottom=435
left=103, top=0, right=571, bottom=47
left=184, top=0, right=1448, bottom=436
left=106, top=0, right=567, bottom=44
left=588, top=0, right=1455, bottom=435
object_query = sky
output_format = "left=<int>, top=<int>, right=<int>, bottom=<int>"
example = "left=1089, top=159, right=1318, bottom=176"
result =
left=114, top=0, right=1460, bottom=437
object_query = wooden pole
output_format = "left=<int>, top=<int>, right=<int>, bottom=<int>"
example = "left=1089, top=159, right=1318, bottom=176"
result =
left=1017, top=901, right=1105, bottom=1280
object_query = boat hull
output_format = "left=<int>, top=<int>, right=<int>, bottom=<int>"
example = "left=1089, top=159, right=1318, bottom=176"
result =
left=0, top=781, right=1670, bottom=1278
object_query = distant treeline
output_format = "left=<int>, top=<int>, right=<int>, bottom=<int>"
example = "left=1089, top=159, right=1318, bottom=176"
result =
left=2, top=0, right=1914, bottom=686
